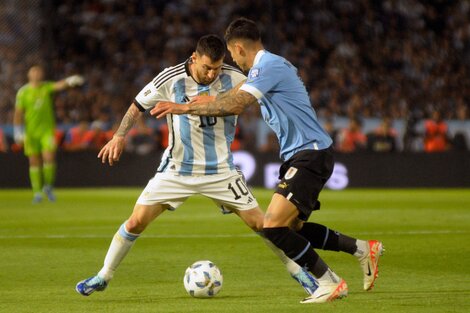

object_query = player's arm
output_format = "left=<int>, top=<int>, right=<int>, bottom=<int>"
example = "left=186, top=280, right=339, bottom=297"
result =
left=13, top=107, right=24, bottom=144
left=97, top=103, right=142, bottom=166
left=53, top=75, right=85, bottom=91
left=151, top=89, right=257, bottom=118
left=189, top=80, right=246, bottom=104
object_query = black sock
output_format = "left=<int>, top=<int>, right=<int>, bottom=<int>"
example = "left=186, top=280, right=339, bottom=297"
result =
left=298, top=222, right=357, bottom=255
left=263, top=227, right=328, bottom=277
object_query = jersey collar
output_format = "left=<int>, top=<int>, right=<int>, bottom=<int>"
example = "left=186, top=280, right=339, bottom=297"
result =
left=253, top=50, right=266, bottom=67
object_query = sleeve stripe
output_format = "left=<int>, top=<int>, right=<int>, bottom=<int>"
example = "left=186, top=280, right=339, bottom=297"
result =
left=133, top=99, right=146, bottom=112
left=153, top=68, right=186, bottom=89
left=152, top=62, right=185, bottom=84
left=240, top=84, right=263, bottom=100
left=222, top=65, right=244, bottom=75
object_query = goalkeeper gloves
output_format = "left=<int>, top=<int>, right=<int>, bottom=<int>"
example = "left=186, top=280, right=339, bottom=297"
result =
left=14, top=126, right=24, bottom=144
left=65, top=75, right=85, bottom=87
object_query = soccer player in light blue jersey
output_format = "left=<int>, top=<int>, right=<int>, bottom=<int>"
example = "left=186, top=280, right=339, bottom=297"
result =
left=76, top=35, right=317, bottom=297
left=153, top=18, right=384, bottom=304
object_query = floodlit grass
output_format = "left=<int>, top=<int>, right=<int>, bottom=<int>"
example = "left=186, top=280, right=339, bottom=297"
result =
left=0, top=188, right=469, bottom=313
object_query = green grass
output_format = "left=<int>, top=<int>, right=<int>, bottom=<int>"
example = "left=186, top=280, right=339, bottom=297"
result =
left=0, top=188, right=469, bottom=313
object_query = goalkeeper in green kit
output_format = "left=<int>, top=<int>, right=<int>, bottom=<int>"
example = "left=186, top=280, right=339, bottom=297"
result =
left=13, top=65, right=84, bottom=203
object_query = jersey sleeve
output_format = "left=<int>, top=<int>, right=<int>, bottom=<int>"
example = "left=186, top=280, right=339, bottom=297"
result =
left=134, top=80, right=168, bottom=112
left=15, top=87, right=25, bottom=109
left=230, top=70, right=247, bottom=86
left=239, top=62, right=281, bottom=100
left=45, top=81, right=55, bottom=93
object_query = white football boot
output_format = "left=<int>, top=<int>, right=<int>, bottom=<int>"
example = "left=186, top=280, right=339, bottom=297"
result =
left=359, top=240, right=384, bottom=291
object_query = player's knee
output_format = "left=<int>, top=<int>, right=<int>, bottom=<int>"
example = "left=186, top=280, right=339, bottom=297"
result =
left=125, top=216, right=149, bottom=234
left=290, top=218, right=304, bottom=231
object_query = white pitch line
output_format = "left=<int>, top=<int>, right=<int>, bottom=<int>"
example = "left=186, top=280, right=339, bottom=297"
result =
left=0, top=230, right=467, bottom=239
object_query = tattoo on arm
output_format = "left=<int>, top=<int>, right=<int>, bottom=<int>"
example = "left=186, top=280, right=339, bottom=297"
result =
left=115, top=105, right=140, bottom=137
left=216, top=80, right=246, bottom=101
left=189, top=91, right=257, bottom=116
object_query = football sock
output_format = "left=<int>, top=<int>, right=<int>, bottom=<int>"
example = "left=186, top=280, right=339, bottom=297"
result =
left=29, top=166, right=42, bottom=194
left=263, top=227, right=328, bottom=278
left=298, top=222, right=358, bottom=255
left=43, top=162, right=56, bottom=187
left=257, top=232, right=302, bottom=274
left=98, top=222, right=140, bottom=282
left=317, top=268, right=341, bottom=284
left=354, top=240, right=368, bottom=258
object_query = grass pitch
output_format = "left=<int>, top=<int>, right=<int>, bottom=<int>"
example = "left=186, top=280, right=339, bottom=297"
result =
left=0, top=188, right=469, bottom=313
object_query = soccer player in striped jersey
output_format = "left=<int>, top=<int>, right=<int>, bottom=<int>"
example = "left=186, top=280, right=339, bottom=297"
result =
left=14, top=65, right=84, bottom=203
left=76, top=35, right=317, bottom=296
left=153, top=19, right=384, bottom=304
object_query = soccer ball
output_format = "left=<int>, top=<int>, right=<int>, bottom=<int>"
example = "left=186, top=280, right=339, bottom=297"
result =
left=183, top=260, right=223, bottom=298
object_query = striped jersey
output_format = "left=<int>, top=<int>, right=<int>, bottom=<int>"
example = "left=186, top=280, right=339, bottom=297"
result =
left=134, top=59, right=245, bottom=176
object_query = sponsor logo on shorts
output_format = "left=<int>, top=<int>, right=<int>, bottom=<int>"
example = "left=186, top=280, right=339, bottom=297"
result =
left=277, top=182, right=288, bottom=189
left=284, top=167, right=298, bottom=180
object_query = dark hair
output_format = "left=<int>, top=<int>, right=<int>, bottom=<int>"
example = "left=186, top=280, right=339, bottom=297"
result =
left=196, top=34, right=225, bottom=61
left=224, top=17, right=260, bottom=43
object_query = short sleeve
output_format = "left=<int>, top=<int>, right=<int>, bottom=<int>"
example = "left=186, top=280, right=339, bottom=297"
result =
left=15, top=88, right=25, bottom=109
left=239, top=63, right=281, bottom=100
left=45, top=81, right=55, bottom=93
left=134, top=81, right=167, bottom=112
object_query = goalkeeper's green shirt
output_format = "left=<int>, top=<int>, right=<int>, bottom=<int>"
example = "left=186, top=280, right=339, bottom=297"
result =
left=15, top=82, right=55, bottom=137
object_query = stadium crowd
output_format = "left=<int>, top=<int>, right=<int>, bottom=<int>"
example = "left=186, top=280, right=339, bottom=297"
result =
left=0, top=0, right=469, bottom=153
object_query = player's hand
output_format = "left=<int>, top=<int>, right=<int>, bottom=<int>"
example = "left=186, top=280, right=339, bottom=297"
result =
left=65, top=75, right=85, bottom=87
left=189, top=95, right=216, bottom=104
left=97, top=135, right=125, bottom=166
left=13, top=126, right=24, bottom=144
left=150, top=102, right=188, bottom=119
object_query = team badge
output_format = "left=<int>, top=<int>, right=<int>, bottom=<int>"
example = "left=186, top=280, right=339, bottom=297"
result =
left=284, top=167, right=298, bottom=180
left=249, top=68, right=260, bottom=79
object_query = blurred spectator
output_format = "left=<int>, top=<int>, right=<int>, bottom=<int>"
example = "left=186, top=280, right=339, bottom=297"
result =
left=451, top=103, right=469, bottom=151
left=423, top=110, right=449, bottom=152
left=126, top=118, right=158, bottom=155
left=259, top=132, right=280, bottom=154
left=1, top=1, right=470, bottom=153
left=63, top=120, right=94, bottom=151
left=323, top=118, right=338, bottom=147
left=230, top=126, right=243, bottom=151
left=0, top=128, right=7, bottom=152
left=367, top=118, right=397, bottom=152
left=403, top=110, right=423, bottom=152
left=337, top=117, right=367, bottom=153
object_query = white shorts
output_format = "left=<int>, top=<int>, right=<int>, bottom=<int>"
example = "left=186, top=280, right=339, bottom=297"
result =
left=136, top=170, right=259, bottom=212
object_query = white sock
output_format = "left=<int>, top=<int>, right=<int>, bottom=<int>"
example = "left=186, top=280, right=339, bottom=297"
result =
left=318, top=268, right=341, bottom=284
left=354, top=240, right=368, bottom=258
left=259, top=233, right=302, bottom=275
left=98, top=222, right=139, bottom=282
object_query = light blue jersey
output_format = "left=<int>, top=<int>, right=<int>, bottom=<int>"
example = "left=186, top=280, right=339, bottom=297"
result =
left=240, top=50, right=332, bottom=161
left=135, top=59, right=246, bottom=175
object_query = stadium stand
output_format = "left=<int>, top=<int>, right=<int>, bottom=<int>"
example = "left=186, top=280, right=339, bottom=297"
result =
left=1, top=0, right=469, bottom=152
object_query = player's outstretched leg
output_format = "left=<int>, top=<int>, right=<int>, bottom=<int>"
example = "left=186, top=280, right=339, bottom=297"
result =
left=297, top=222, right=384, bottom=290
left=259, top=234, right=318, bottom=295
left=76, top=222, right=139, bottom=296
left=264, top=227, right=348, bottom=303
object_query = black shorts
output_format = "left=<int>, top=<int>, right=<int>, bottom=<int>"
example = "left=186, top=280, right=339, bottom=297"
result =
left=275, top=147, right=334, bottom=221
